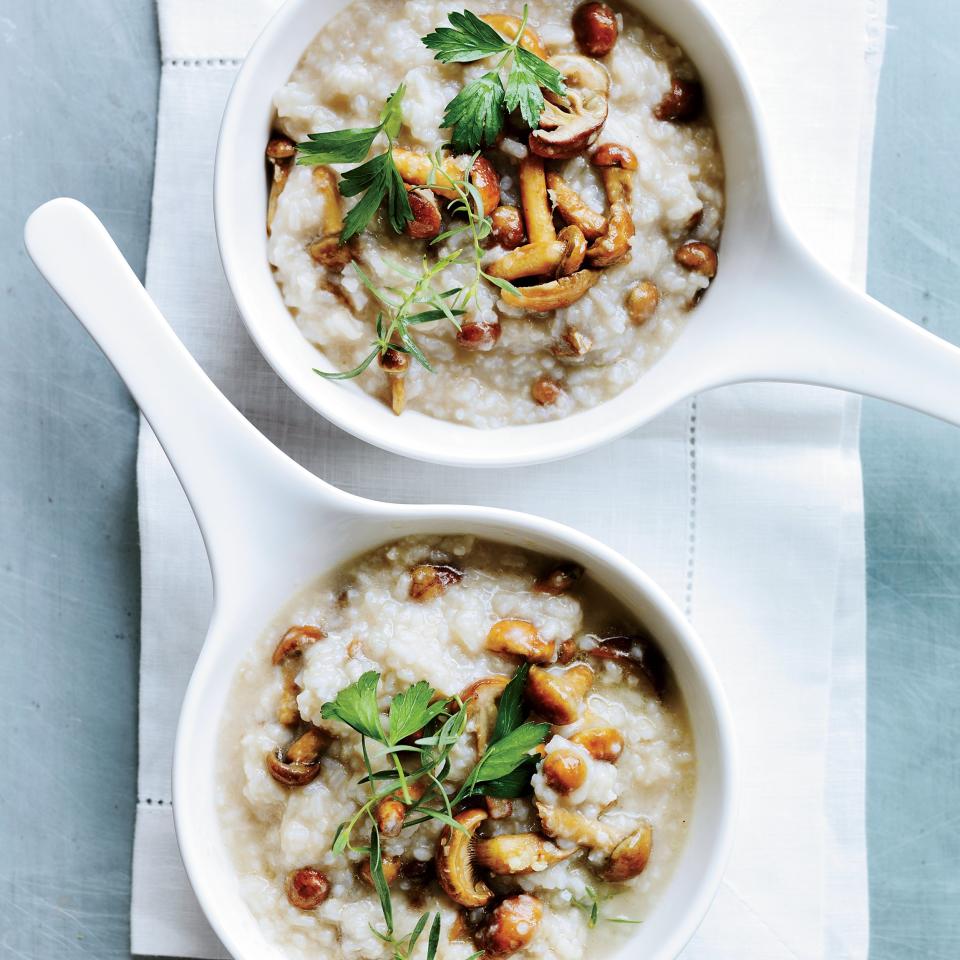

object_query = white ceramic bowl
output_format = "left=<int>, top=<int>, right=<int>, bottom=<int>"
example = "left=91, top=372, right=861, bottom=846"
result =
left=215, top=0, right=960, bottom=468
left=27, top=199, right=736, bottom=960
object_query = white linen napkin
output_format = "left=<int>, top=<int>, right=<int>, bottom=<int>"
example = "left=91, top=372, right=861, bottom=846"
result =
left=132, top=0, right=886, bottom=956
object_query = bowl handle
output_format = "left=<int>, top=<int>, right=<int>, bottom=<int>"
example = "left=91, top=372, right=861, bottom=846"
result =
left=721, top=226, right=960, bottom=426
left=24, top=198, right=351, bottom=579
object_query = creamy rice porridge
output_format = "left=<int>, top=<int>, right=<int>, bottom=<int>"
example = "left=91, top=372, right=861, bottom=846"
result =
left=266, top=0, right=724, bottom=426
left=218, top=536, right=696, bottom=960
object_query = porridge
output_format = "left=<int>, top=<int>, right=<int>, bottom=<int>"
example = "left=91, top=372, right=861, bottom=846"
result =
left=218, top=536, right=696, bottom=959
left=266, top=0, right=724, bottom=426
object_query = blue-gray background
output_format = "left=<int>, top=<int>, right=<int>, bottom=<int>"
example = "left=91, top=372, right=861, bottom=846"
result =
left=1, top=1, right=956, bottom=957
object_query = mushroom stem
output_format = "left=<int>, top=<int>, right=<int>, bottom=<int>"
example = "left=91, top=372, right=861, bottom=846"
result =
left=267, top=155, right=292, bottom=236
left=272, top=625, right=325, bottom=726
left=519, top=155, right=556, bottom=244
left=378, top=347, right=409, bottom=417
left=546, top=172, right=608, bottom=240
left=487, top=240, right=567, bottom=282
left=307, top=166, right=353, bottom=271
left=500, top=270, right=600, bottom=312
left=586, top=143, right=637, bottom=268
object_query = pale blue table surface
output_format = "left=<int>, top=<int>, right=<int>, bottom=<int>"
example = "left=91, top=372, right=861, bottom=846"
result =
left=1, top=1, right=958, bottom=957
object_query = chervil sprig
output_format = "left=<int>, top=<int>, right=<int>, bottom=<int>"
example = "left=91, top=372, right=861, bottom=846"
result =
left=296, top=84, right=412, bottom=240
left=422, top=6, right=566, bottom=151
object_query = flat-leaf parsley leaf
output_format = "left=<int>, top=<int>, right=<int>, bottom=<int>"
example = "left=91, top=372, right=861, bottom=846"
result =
left=422, top=6, right=566, bottom=151
left=320, top=670, right=385, bottom=741
left=295, top=84, right=412, bottom=239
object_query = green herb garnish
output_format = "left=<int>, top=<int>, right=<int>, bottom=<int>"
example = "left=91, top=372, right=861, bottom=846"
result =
left=316, top=664, right=548, bottom=951
left=389, top=679, right=452, bottom=745
left=422, top=6, right=566, bottom=151
left=368, top=826, right=393, bottom=933
left=314, top=147, right=520, bottom=383
left=314, top=253, right=466, bottom=381
left=573, top=886, right=645, bottom=928
left=296, top=84, right=412, bottom=240
left=321, top=669, right=386, bottom=740
left=427, top=151, right=522, bottom=304
left=467, top=727, right=545, bottom=804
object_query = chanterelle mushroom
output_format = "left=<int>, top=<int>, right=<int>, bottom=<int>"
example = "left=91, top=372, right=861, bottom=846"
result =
left=488, top=156, right=566, bottom=281
left=601, top=821, right=654, bottom=881
left=376, top=776, right=430, bottom=838
left=285, top=867, right=330, bottom=910
left=552, top=325, right=593, bottom=360
left=501, top=270, right=600, bottom=313
left=480, top=13, right=549, bottom=59
left=272, top=624, right=325, bottom=665
left=586, top=634, right=668, bottom=696
left=626, top=280, right=660, bottom=324
left=392, top=148, right=500, bottom=216
left=462, top=675, right=510, bottom=756
left=536, top=800, right=618, bottom=852
left=405, top=187, right=442, bottom=240
left=409, top=563, right=463, bottom=602
left=525, top=663, right=594, bottom=724
left=534, top=562, right=584, bottom=595
left=587, top=143, right=636, bottom=268
left=487, top=239, right=567, bottom=282
left=519, top=155, right=555, bottom=245
left=306, top=166, right=353, bottom=272
left=490, top=205, right=526, bottom=249
left=379, top=346, right=409, bottom=417
left=557, top=225, right=587, bottom=277
left=272, top=624, right=325, bottom=726
left=546, top=172, right=608, bottom=240
left=477, top=894, right=544, bottom=958
left=437, top=808, right=494, bottom=907
left=542, top=749, right=588, bottom=793
left=485, top=619, right=555, bottom=663
left=473, top=833, right=576, bottom=875
left=266, top=726, right=331, bottom=786
left=360, top=854, right=402, bottom=888
left=266, top=137, right=294, bottom=235
left=529, top=54, right=610, bottom=160
left=570, top=726, right=625, bottom=763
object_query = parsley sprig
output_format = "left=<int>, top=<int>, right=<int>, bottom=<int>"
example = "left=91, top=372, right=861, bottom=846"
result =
left=317, top=666, right=548, bottom=951
left=296, top=84, right=413, bottom=241
left=422, top=6, right=566, bottom=151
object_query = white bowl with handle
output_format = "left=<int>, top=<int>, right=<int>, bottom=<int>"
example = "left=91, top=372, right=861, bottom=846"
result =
left=214, top=0, right=960, bottom=468
left=25, top=197, right=737, bottom=960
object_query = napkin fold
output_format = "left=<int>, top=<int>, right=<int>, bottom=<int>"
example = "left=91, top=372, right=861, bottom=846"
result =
left=132, top=0, right=886, bottom=956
